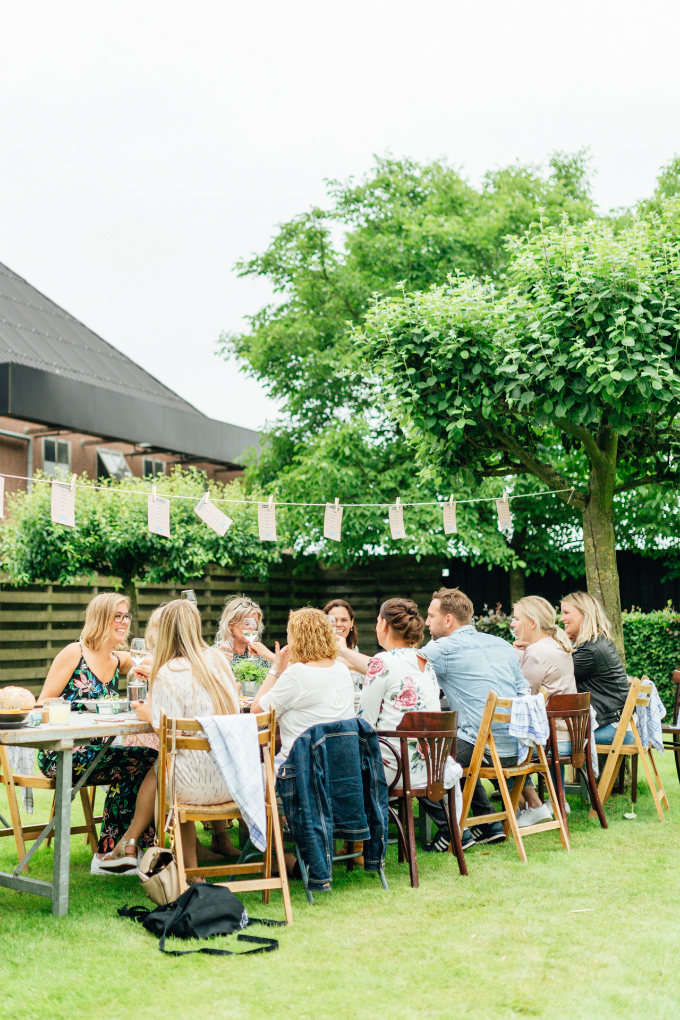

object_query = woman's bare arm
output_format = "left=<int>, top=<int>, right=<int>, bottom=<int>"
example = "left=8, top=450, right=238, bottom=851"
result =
left=37, top=643, right=82, bottom=703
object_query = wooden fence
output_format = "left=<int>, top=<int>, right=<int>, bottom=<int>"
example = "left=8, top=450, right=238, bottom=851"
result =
left=2, top=550, right=678, bottom=696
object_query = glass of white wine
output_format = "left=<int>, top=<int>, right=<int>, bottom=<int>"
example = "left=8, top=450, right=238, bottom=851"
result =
left=242, top=617, right=259, bottom=644
left=328, top=613, right=344, bottom=636
left=130, top=638, right=146, bottom=668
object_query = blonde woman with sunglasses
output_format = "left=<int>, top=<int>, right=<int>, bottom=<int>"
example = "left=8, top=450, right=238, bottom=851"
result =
left=215, top=596, right=274, bottom=668
left=36, top=593, right=158, bottom=866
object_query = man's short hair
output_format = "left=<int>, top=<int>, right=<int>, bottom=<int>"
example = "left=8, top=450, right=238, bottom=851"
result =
left=432, top=587, right=474, bottom=625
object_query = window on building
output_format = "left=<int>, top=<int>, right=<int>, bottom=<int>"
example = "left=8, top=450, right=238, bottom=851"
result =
left=143, top=458, right=167, bottom=479
left=97, top=448, right=133, bottom=481
left=43, top=438, right=71, bottom=479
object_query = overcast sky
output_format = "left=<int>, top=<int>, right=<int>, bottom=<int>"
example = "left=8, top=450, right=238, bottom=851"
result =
left=2, top=1, right=679, bottom=432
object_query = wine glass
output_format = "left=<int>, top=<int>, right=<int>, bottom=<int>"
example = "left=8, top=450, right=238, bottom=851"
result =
left=130, top=638, right=146, bottom=668
left=242, top=617, right=259, bottom=644
left=328, top=613, right=344, bottom=636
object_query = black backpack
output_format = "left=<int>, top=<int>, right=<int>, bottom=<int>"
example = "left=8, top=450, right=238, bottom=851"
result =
left=119, top=883, right=285, bottom=956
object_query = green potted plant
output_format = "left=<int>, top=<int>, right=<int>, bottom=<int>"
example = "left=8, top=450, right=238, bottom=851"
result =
left=231, top=659, right=270, bottom=697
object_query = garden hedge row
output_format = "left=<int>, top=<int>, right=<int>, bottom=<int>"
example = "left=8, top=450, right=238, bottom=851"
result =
left=475, top=605, right=679, bottom=718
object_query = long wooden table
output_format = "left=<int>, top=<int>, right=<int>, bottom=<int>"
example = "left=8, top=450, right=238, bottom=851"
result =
left=0, top=714, right=153, bottom=916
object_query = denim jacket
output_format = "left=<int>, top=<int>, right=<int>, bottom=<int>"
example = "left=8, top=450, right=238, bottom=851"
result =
left=276, top=718, right=388, bottom=892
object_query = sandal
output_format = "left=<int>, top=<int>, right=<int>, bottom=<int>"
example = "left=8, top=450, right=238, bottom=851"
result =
left=98, top=837, right=139, bottom=872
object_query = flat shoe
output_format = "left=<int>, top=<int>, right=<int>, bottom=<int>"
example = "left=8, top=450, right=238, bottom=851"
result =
left=97, top=852, right=139, bottom=873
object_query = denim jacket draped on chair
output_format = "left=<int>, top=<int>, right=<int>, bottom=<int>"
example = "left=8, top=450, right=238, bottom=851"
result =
left=276, top=718, right=388, bottom=892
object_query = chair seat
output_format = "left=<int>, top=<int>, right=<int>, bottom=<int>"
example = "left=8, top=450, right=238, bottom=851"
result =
left=176, top=800, right=237, bottom=819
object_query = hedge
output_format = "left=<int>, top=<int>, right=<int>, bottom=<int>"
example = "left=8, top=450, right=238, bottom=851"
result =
left=475, top=604, right=680, bottom=718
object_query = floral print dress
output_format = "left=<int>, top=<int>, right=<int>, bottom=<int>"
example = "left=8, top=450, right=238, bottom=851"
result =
left=37, top=645, right=157, bottom=854
left=357, top=647, right=441, bottom=787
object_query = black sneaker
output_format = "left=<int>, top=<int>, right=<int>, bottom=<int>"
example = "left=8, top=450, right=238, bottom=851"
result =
left=424, top=827, right=451, bottom=852
left=469, top=822, right=506, bottom=845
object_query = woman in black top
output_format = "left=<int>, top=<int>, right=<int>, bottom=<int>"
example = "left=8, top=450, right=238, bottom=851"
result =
left=560, top=591, right=633, bottom=744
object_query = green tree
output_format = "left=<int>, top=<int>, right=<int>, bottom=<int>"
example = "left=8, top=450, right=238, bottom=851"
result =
left=223, top=152, right=596, bottom=571
left=0, top=469, right=278, bottom=628
left=357, top=199, right=680, bottom=655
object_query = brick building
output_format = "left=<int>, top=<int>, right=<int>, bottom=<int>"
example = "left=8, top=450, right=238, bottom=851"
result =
left=0, top=262, right=258, bottom=493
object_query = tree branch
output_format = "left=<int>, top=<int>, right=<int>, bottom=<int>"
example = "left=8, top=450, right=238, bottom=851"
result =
left=614, top=472, right=680, bottom=495
left=496, top=433, right=587, bottom=510
left=555, top=417, right=608, bottom=469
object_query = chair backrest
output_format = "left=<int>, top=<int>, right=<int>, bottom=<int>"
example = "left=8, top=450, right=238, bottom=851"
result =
left=636, top=676, right=653, bottom=707
left=157, top=709, right=275, bottom=827
left=398, top=711, right=456, bottom=800
left=543, top=691, right=591, bottom=768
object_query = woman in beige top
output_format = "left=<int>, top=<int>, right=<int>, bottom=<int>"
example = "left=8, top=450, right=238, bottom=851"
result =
left=511, top=595, right=577, bottom=827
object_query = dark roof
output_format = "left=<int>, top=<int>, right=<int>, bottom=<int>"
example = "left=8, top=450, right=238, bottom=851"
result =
left=0, top=262, right=259, bottom=466
left=0, top=262, right=200, bottom=414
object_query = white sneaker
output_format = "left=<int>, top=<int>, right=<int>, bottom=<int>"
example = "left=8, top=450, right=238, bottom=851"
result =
left=544, top=800, right=570, bottom=816
left=517, top=804, right=553, bottom=827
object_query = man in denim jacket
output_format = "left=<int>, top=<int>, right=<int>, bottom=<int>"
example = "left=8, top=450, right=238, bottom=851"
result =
left=420, top=587, right=529, bottom=852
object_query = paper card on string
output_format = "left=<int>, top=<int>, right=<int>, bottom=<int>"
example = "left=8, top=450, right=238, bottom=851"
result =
left=0, top=475, right=4, bottom=519
left=389, top=500, right=406, bottom=540
left=258, top=500, right=277, bottom=542
left=50, top=475, right=76, bottom=528
left=148, top=491, right=171, bottom=538
left=496, top=494, right=513, bottom=532
left=194, top=493, right=233, bottom=537
left=323, top=500, right=343, bottom=542
left=443, top=500, right=457, bottom=535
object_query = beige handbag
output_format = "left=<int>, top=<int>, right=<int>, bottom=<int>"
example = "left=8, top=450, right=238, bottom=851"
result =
left=139, top=718, right=184, bottom=906
left=138, top=846, right=182, bottom=906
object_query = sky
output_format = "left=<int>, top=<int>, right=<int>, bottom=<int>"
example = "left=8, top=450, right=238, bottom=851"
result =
left=1, top=1, right=679, bottom=432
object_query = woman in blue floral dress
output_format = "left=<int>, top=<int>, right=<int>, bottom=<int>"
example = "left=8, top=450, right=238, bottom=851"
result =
left=37, top=593, right=157, bottom=859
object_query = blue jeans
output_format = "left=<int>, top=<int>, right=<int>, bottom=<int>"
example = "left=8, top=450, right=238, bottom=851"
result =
left=594, top=724, right=634, bottom=745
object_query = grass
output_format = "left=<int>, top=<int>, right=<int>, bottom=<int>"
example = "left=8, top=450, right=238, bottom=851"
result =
left=1, top=756, right=680, bottom=1020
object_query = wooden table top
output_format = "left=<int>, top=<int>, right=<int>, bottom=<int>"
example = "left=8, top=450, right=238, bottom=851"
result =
left=0, top=714, right=153, bottom=750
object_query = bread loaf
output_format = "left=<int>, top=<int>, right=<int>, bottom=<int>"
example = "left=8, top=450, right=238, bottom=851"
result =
left=0, top=686, right=36, bottom=710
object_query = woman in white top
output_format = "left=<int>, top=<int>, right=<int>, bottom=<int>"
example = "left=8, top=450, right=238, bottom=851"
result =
left=144, top=599, right=239, bottom=874
left=358, top=598, right=440, bottom=787
left=251, top=607, right=354, bottom=771
left=511, top=595, right=577, bottom=827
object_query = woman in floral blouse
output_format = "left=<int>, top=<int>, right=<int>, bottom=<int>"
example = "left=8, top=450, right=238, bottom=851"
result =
left=357, top=598, right=441, bottom=788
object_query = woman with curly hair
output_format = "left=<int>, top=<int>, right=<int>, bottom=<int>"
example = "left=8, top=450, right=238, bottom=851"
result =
left=251, top=607, right=354, bottom=772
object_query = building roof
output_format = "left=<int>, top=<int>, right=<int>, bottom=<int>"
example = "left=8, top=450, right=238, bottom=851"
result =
left=0, top=262, right=259, bottom=466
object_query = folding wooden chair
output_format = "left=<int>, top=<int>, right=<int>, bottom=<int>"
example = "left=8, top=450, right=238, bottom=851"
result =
left=0, top=745, right=100, bottom=872
left=378, top=711, right=467, bottom=887
left=593, top=676, right=668, bottom=822
left=157, top=709, right=292, bottom=924
left=661, top=669, right=680, bottom=786
left=459, top=691, right=570, bottom=863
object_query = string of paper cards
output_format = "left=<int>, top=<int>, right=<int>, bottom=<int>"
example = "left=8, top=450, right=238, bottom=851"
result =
left=0, top=472, right=576, bottom=543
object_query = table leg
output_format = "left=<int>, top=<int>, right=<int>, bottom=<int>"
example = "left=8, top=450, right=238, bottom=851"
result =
left=52, top=748, right=72, bottom=917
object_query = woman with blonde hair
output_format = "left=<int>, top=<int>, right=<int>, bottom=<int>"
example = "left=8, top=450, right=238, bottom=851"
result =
left=146, top=599, right=240, bottom=874
left=37, top=592, right=157, bottom=865
left=251, top=607, right=354, bottom=771
left=560, top=590, right=632, bottom=746
left=215, top=596, right=274, bottom=668
left=511, top=595, right=578, bottom=827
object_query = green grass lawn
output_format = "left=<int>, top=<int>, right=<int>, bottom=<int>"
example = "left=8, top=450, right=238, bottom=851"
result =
left=1, top=756, right=679, bottom=1020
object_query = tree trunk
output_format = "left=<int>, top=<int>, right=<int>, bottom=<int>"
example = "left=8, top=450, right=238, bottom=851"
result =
left=509, top=565, right=525, bottom=605
left=121, top=576, right=139, bottom=637
left=581, top=440, right=624, bottom=662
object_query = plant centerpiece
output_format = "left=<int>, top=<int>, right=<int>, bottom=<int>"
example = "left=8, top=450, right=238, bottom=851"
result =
left=231, top=659, right=270, bottom=694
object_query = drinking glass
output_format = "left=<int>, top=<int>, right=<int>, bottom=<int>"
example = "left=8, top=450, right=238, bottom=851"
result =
left=242, top=617, right=259, bottom=644
left=328, top=614, right=344, bottom=636
left=130, top=638, right=146, bottom=668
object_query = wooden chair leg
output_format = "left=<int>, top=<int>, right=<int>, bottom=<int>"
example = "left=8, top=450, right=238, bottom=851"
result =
left=445, top=787, right=468, bottom=877
left=45, top=792, right=57, bottom=849
left=617, top=758, right=626, bottom=795
left=0, top=748, right=28, bottom=873
left=403, top=794, right=419, bottom=889
left=583, top=750, right=608, bottom=829
left=492, top=754, right=527, bottom=864
left=397, top=800, right=406, bottom=863
left=631, top=754, right=638, bottom=804
left=79, top=788, right=99, bottom=853
left=538, top=750, right=570, bottom=852
left=637, top=746, right=666, bottom=822
left=82, top=788, right=97, bottom=846
left=648, top=749, right=669, bottom=810
left=551, top=755, right=569, bottom=838
left=174, top=815, right=188, bottom=892
left=262, top=808, right=273, bottom=905
left=262, top=752, right=293, bottom=925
